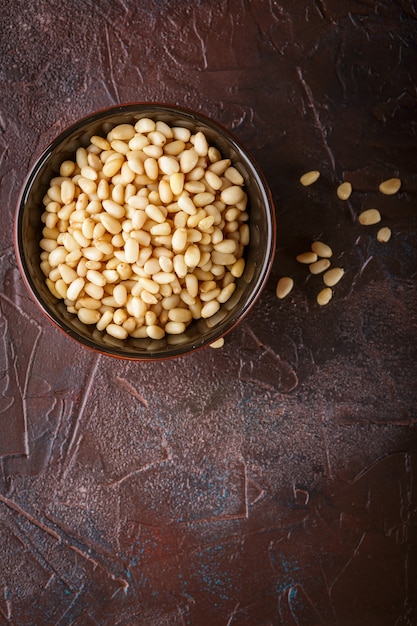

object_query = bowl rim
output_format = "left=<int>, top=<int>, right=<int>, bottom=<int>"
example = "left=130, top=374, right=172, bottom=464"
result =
left=14, top=101, right=276, bottom=360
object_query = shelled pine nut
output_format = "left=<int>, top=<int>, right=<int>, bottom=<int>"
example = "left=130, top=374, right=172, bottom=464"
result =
left=40, top=119, right=250, bottom=342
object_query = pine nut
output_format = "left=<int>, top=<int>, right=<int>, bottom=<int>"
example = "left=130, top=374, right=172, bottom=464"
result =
left=300, top=170, right=320, bottom=186
left=172, top=228, right=188, bottom=252
left=170, top=172, right=185, bottom=195
left=164, top=321, right=186, bottom=334
left=178, top=193, right=197, bottom=216
left=220, top=186, right=245, bottom=205
left=379, top=178, right=401, bottom=195
left=311, top=241, right=332, bottom=258
left=59, top=263, right=78, bottom=284
left=106, top=323, right=128, bottom=340
left=41, top=118, right=251, bottom=342
left=67, top=276, right=85, bottom=301
left=100, top=213, right=122, bottom=234
left=358, top=209, right=381, bottom=225
left=323, top=267, right=344, bottom=287
left=317, top=287, right=332, bottom=306
left=84, top=283, right=104, bottom=300
left=218, top=282, right=236, bottom=303
left=209, top=337, right=224, bottom=349
left=336, top=182, right=352, bottom=200
left=231, top=258, right=245, bottom=278
left=309, top=259, right=331, bottom=274
left=296, top=252, right=318, bottom=264
left=184, top=244, right=201, bottom=268
left=147, top=325, right=165, bottom=340
left=180, top=148, right=199, bottom=173
left=168, top=308, right=193, bottom=323
left=276, top=277, right=294, bottom=299
left=61, top=180, right=76, bottom=204
left=377, top=226, right=392, bottom=242
left=201, top=300, right=220, bottom=318
left=78, top=308, right=101, bottom=325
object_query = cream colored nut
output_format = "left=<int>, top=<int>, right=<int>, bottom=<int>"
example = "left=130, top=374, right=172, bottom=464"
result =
left=144, top=158, right=158, bottom=180
left=230, top=258, right=245, bottom=278
left=311, top=241, right=332, bottom=258
left=124, top=237, right=140, bottom=264
left=209, top=337, right=225, bottom=349
left=379, top=178, right=401, bottom=195
left=276, top=277, right=294, bottom=299
left=317, top=287, right=332, bottom=306
left=377, top=226, right=392, bottom=242
left=106, top=323, right=128, bottom=340
left=178, top=193, right=197, bottom=216
left=184, top=244, right=201, bottom=268
left=158, top=155, right=180, bottom=175
left=96, top=310, right=114, bottom=331
left=66, top=277, right=85, bottom=301
left=168, top=308, right=193, bottom=323
left=60, top=160, right=76, bottom=177
left=172, top=228, right=188, bottom=252
left=323, top=267, right=344, bottom=287
left=59, top=263, right=78, bottom=284
left=213, top=239, right=237, bottom=254
left=108, top=123, right=136, bottom=141
left=358, top=209, right=381, bottom=225
left=86, top=269, right=106, bottom=287
left=309, top=259, right=331, bottom=275
left=100, top=213, right=123, bottom=234
left=84, top=282, right=104, bottom=300
left=61, top=180, right=76, bottom=204
left=170, top=172, right=185, bottom=195
left=77, top=308, right=101, bottom=325
left=208, top=158, right=231, bottom=175
left=296, top=251, right=318, bottom=264
left=180, top=148, right=199, bottom=173
left=336, top=182, right=352, bottom=200
left=146, top=325, right=165, bottom=340
left=135, top=117, right=155, bottom=133
left=90, top=135, right=111, bottom=151
left=201, top=300, right=220, bottom=318
left=165, top=321, right=186, bottom=335
left=48, top=246, right=68, bottom=267
left=300, top=170, right=320, bottom=186
left=217, top=283, right=236, bottom=303
left=220, top=186, right=245, bottom=206
left=225, top=166, right=244, bottom=186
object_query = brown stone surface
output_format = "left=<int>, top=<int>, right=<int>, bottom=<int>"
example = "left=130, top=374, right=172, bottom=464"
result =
left=1, top=1, right=417, bottom=624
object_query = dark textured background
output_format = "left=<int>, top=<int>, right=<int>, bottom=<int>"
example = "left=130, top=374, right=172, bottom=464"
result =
left=1, top=1, right=417, bottom=624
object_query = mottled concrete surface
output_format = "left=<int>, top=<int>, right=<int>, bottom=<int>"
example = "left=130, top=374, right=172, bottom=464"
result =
left=1, top=1, right=417, bottom=624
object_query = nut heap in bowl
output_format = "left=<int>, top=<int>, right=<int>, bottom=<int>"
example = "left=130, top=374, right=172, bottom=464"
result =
left=15, top=104, right=275, bottom=359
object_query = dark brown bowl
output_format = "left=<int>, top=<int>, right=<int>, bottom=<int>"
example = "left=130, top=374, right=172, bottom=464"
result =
left=14, top=103, right=276, bottom=360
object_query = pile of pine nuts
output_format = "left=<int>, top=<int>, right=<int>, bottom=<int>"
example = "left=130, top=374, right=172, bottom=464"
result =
left=276, top=172, right=400, bottom=305
left=39, top=118, right=250, bottom=341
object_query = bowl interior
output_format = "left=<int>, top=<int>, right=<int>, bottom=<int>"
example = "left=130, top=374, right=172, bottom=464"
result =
left=16, top=104, right=275, bottom=359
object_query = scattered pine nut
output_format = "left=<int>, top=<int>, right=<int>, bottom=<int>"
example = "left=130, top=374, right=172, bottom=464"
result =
left=377, top=226, right=392, bottom=242
left=317, top=287, right=332, bottom=306
left=209, top=337, right=225, bottom=349
left=296, top=251, right=318, bottom=264
left=300, top=170, right=320, bottom=186
left=336, top=181, right=352, bottom=200
left=311, top=241, right=332, bottom=258
left=276, top=277, right=294, bottom=299
left=358, top=208, right=381, bottom=225
left=379, top=178, right=401, bottom=195
left=323, top=267, right=344, bottom=287
left=309, top=259, right=331, bottom=275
